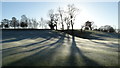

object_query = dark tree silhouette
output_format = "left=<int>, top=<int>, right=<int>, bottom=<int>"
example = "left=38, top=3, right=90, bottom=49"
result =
left=11, top=17, right=19, bottom=29
left=20, top=20, right=28, bottom=28
left=20, top=15, right=28, bottom=28
left=85, top=21, right=92, bottom=30
left=81, top=21, right=96, bottom=31
left=2, top=19, right=9, bottom=28
left=48, top=20, right=56, bottom=30
left=0, top=22, right=3, bottom=28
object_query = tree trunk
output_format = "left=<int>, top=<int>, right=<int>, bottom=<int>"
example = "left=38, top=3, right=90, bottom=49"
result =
left=67, top=26, right=69, bottom=30
left=71, top=20, right=74, bottom=35
left=60, top=14, right=64, bottom=30
left=62, top=24, right=64, bottom=30
left=56, top=25, right=57, bottom=30
left=72, top=24, right=73, bottom=31
left=67, top=25, right=70, bottom=30
left=55, top=22, right=57, bottom=30
left=71, top=20, right=74, bottom=31
left=2, top=24, right=3, bottom=29
left=14, top=22, right=15, bottom=29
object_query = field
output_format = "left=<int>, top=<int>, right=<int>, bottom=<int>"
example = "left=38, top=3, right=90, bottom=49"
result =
left=1, top=29, right=119, bottom=67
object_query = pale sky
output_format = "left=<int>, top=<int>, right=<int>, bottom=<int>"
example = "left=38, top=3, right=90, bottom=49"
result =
left=1, top=2, right=118, bottom=29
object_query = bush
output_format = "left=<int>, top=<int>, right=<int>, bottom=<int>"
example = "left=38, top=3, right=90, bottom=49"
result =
left=99, top=25, right=115, bottom=33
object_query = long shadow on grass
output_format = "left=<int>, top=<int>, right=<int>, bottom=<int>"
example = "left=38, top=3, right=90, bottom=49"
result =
left=61, top=30, right=119, bottom=40
left=2, top=30, right=64, bottom=56
left=2, top=30, right=60, bottom=43
left=61, top=30, right=105, bottom=40
left=2, top=37, right=52, bottom=57
left=67, top=35, right=102, bottom=66
left=3, top=32, right=66, bottom=66
left=90, top=40, right=118, bottom=48
left=2, top=30, right=64, bottom=58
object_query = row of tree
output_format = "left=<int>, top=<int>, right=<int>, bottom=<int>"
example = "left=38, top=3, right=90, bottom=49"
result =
left=0, top=15, right=48, bottom=29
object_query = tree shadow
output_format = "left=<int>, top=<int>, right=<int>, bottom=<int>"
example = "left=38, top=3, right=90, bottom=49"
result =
left=90, top=40, right=118, bottom=48
left=2, top=30, right=64, bottom=51
left=67, top=35, right=103, bottom=66
left=60, top=30, right=119, bottom=41
left=3, top=32, right=66, bottom=66
left=2, top=29, right=61, bottom=43
left=61, top=30, right=105, bottom=40
left=2, top=37, right=52, bottom=57
left=2, top=30, right=66, bottom=58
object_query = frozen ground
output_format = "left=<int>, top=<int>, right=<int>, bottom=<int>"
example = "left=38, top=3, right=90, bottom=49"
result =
left=1, top=29, right=119, bottom=66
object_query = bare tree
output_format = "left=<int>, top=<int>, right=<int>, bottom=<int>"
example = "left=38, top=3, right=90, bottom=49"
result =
left=48, top=9, right=54, bottom=21
left=64, top=16, right=70, bottom=30
left=32, top=18, right=38, bottom=29
left=54, top=13, right=59, bottom=30
left=40, top=17, right=44, bottom=29
left=43, top=19, right=48, bottom=29
left=58, top=7, right=64, bottom=30
left=91, top=22, right=97, bottom=30
left=48, top=9, right=56, bottom=30
left=39, top=17, right=47, bottom=29
left=67, top=4, right=79, bottom=31
left=28, top=18, right=33, bottom=28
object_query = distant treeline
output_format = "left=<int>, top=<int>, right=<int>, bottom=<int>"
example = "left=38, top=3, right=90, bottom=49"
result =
left=0, top=15, right=48, bottom=29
